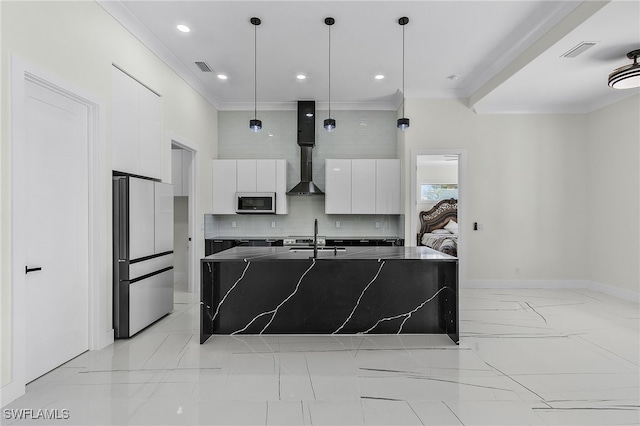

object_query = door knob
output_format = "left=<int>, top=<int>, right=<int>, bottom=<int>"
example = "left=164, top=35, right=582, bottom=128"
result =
left=25, top=266, right=42, bottom=274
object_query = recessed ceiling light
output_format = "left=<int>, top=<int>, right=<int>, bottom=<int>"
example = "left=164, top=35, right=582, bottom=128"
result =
left=447, top=75, right=459, bottom=80
left=176, top=24, right=190, bottom=33
left=217, top=74, right=228, bottom=80
left=296, top=74, right=307, bottom=80
left=374, top=74, right=385, bottom=80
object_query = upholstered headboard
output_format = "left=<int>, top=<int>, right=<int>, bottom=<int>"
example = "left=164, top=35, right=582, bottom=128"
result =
left=417, top=198, right=458, bottom=245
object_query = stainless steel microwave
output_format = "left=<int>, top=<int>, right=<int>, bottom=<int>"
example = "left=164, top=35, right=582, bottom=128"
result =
left=235, top=192, right=276, bottom=214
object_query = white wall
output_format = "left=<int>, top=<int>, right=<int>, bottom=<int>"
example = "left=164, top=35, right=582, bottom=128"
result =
left=402, top=99, right=590, bottom=284
left=1, top=1, right=217, bottom=391
left=585, top=95, right=640, bottom=296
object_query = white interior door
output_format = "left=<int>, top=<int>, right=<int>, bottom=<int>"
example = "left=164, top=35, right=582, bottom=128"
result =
left=22, top=79, right=89, bottom=383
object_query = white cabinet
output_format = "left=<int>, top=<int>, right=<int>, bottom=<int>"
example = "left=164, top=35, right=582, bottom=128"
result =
left=351, top=159, right=376, bottom=214
left=325, top=159, right=401, bottom=215
left=112, top=68, right=139, bottom=175
left=138, top=87, right=162, bottom=179
left=212, top=159, right=288, bottom=214
left=212, top=160, right=237, bottom=214
left=375, top=159, right=401, bottom=214
left=112, top=66, right=163, bottom=180
left=325, top=159, right=352, bottom=214
left=236, top=160, right=257, bottom=192
left=256, top=160, right=277, bottom=192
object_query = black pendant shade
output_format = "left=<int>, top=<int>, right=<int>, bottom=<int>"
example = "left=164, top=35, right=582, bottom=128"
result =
left=397, top=117, right=410, bottom=130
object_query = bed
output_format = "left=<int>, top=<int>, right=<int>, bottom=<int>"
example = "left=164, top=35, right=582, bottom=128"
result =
left=417, top=198, right=458, bottom=257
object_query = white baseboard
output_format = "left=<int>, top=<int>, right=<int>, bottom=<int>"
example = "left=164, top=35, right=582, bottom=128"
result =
left=1, top=380, right=25, bottom=408
left=463, top=279, right=639, bottom=303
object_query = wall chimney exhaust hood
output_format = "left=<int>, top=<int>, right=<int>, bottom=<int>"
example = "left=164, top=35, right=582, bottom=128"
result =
left=287, top=101, right=324, bottom=196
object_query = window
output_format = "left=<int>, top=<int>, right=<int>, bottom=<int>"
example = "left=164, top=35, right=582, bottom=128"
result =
left=420, top=184, right=458, bottom=202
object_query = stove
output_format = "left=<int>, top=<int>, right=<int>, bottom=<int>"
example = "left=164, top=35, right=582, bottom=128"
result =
left=283, top=236, right=326, bottom=247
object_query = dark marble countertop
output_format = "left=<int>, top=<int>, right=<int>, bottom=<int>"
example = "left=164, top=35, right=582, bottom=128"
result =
left=202, top=246, right=455, bottom=262
left=205, top=236, right=403, bottom=240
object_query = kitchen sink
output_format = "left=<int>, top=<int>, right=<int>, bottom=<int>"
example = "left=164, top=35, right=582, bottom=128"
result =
left=288, top=247, right=346, bottom=253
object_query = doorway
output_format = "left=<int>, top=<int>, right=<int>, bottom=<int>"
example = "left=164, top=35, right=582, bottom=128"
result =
left=411, top=149, right=466, bottom=284
left=170, top=140, right=197, bottom=294
left=9, top=56, right=107, bottom=404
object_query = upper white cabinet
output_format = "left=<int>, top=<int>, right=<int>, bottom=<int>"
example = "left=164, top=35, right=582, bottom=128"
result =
left=375, top=159, right=401, bottom=214
left=351, top=159, right=376, bottom=214
left=325, top=159, right=352, bottom=214
left=171, top=149, right=190, bottom=196
left=112, top=66, right=163, bottom=180
left=325, top=159, right=401, bottom=215
left=212, top=159, right=288, bottom=214
left=236, top=160, right=257, bottom=192
left=212, top=160, right=237, bottom=214
left=256, top=160, right=277, bottom=192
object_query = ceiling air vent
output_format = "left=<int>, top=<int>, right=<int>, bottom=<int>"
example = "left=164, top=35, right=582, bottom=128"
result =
left=194, top=61, right=213, bottom=72
left=561, top=42, right=597, bottom=58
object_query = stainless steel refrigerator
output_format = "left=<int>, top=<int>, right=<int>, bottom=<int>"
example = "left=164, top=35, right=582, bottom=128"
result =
left=113, top=174, right=174, bottom=338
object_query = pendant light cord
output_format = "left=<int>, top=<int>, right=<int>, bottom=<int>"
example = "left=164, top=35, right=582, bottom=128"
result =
left=328, top=23, right=331, bottom=119
left=254, top=22, right=257, bottom=120
left=402, top=22, right=405, bottom=117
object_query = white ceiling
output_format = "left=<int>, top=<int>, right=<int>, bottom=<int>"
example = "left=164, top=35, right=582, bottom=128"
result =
left=99, top=0, right=640, bottom=113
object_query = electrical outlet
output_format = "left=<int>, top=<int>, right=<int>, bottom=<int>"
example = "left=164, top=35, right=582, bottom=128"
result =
left=231, top=221, right=237, bottom=228
left=271, top=221, right=276, bottom=228
left=375, top=221, right=380, bottom=229
left=335, top=221, right=341, bottom=228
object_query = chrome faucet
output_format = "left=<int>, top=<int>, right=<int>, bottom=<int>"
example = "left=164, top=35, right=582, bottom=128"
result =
left=313, top=218, right=318, bottom=259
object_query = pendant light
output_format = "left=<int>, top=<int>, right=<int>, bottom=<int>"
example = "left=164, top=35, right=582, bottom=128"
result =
left=608, top=49, right=640, bottom=89
left=397, top=16, right=410, bottom=130
left=249, top=17, right=262, bottom=132
left=323, top=17, right=336, bottom=132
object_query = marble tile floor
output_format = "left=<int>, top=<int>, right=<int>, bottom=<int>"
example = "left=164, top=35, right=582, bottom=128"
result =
left=3, top=288, right=639, bottom=426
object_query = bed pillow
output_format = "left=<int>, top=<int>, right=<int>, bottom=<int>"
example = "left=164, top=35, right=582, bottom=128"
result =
left=431, top=229, right=451, bottom=235
left=444, top=220, right=458, bottom=234
left=421, top=233, right=431, bottom=245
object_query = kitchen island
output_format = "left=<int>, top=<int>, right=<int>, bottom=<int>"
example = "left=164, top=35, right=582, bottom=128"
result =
left=200, top=246, right=458, bottom=344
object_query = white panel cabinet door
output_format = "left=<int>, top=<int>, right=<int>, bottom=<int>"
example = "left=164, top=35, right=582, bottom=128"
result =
left=275, top=159, right=288, bottom=214
left=154, top=182, right=174, bottom=253
left=212, top=160, right=237, bottom=214
left=256, top=159, right=277, bottom=192
left=375, top=159, right=401, bottom=214
left=138, top=86, right=162, bottom=180
left=171, top=150, right=184, bottom=196
left=112, top=67, right=139, bottom=175
left=236, top=159, right=257, bottom=192
left=112, top=66, right=163, bottom=179
left=351, top=159, right=376, bottom=214
left=325, top=159, right=352, bottom=214
left=129, top=177, right=156, bottom=260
